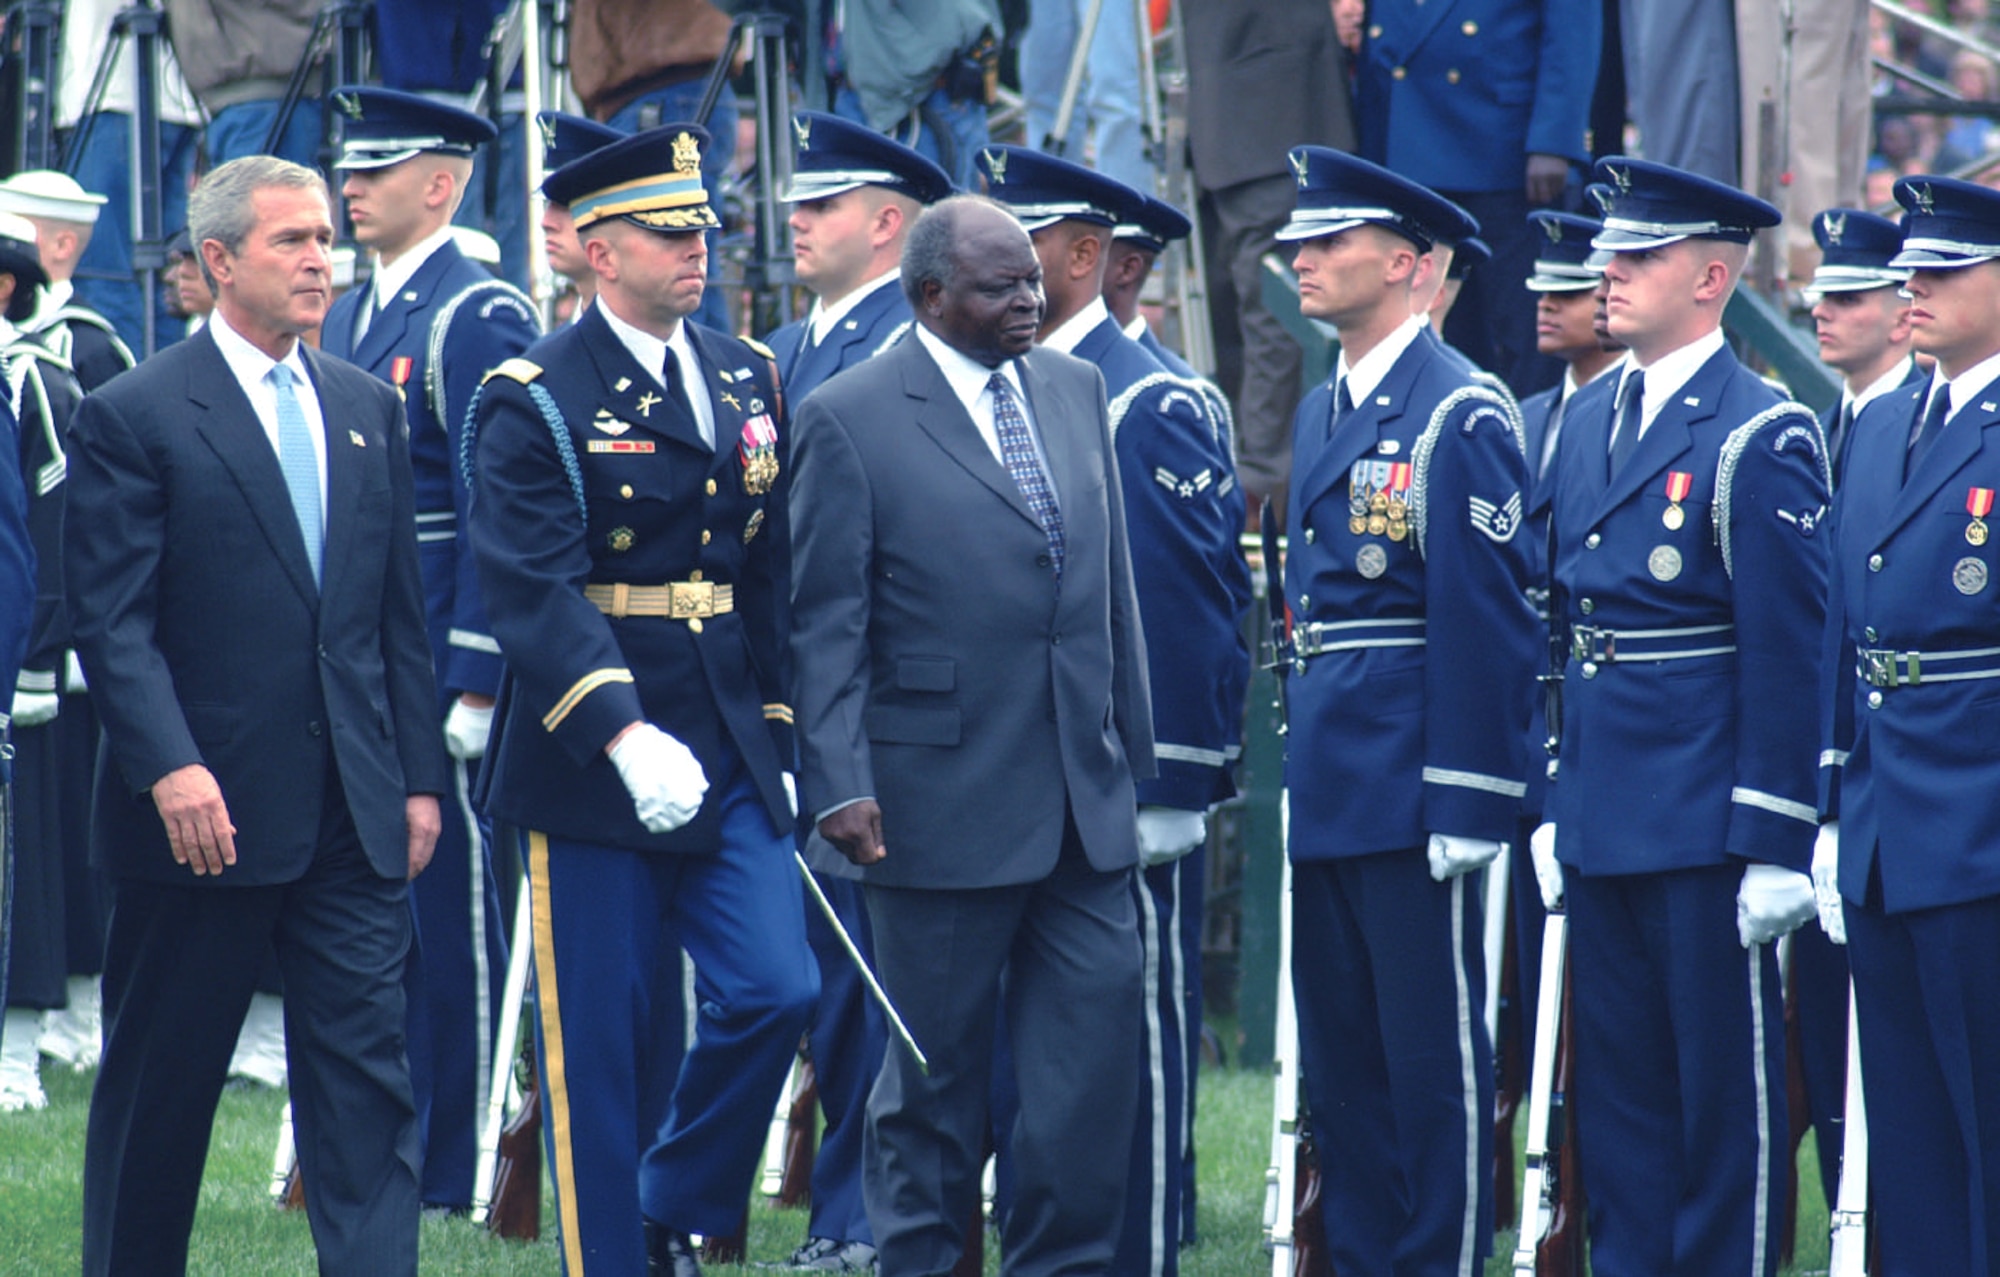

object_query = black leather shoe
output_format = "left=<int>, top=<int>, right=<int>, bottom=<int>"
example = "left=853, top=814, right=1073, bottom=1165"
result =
left=645, top=1222, right=704, bottom=1277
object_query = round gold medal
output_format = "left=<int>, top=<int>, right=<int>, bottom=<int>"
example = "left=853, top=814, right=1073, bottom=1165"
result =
left=1971, top=518, right=1990, bottom=547
left=1662, top=503, right=1685, bottom=531
left=1349, top=514, right=1369, bottom=536
left=1386, top=519, right=1408, bottom=542
left=1368, top=514, right=1388, bottom=536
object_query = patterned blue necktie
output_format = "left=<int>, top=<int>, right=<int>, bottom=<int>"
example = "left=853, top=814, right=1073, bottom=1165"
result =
left=1608, top=369, right=1645, bottom=481
left=988, top=371, right=1065, bottom=582
left=269, top=364, right=323, bottom=585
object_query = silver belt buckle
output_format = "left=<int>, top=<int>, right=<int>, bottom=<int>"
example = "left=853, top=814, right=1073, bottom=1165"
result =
left=1861, top=649, right=1896, bottom=688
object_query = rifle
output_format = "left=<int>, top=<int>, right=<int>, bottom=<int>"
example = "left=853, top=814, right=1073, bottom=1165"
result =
left=475, top=873, right=539, bottom=1235
left=776, top=1056, right=818, bottom=1209
left=1492, top=898, right=1524, bottom=1230
left=487, top=1036, right=542, bottom=1241
left=1509, top=912, right=1584, bottom=1274
left=1826, top=982, right=1869, bottom=1277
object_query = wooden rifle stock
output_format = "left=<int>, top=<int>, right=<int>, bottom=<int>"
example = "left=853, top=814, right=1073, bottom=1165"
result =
left=1291, top=1117, right=1336, bottom=1276
left=777, top=1057, right=818, bottom=1209
left=486, top=1036, right=542, bottom=1241
left=1494, top=897, right=1524, bottom=1229
left=1780, top=938, right=1810, bottom=1266
left=1537, top=936, right=1584, bottom=1276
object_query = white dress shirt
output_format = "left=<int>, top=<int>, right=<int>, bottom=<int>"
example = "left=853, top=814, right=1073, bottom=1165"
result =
left=207, top=306, right=329, bottom=518
left=597, top=297, right=717, bottom=449
left=806, top=269, right=901, bottom=346
left=1338, top=314, right=1429, bottom=407
left=913, top=323, right=1057, bottom=495
left=353, top=224, right=456, bottom=345
left=1842, top=354, right=1916, bottom=420
left=1613, top=327, right=1726, bottom=447
left=1041, top=295, right=1110, bottom=356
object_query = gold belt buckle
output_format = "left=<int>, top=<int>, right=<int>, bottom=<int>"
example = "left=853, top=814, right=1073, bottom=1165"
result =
left=669, top=580, right=715, bottom=619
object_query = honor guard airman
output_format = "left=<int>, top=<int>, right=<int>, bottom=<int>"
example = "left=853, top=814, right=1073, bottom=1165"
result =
left=0, top=212, right=85, bottom=1110
left=1279, top=146, right=1538, bottom=1276
left=465, top=124, right=816, bottom=1277
left=1531, top=158, right=1825, bottom=1277
left=1506, top=210, right=1620, bottom=1060
left=537, top=110, right=628, bottom=320
left=979, top=144, right=1251, bottom=1277
left=1806, top=208, right=1922, bottom=486
left=1102, top=184, right=1242, bottom=1248
left=1789, top=203, right=1918, bottom=1217
left=319, top=84, right=543, bottom=1212
left=0, top=171, right=133, bottom=392
left=767, top=111, right=954, bottom=405
left=1815, top=175, right=2000, bottom=1276
left=762, top=109, right=951, bottom=1274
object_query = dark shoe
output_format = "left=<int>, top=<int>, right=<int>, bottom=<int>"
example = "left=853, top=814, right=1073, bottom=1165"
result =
left=645, top=1222, right=703, bottom=1277
left=783, top=1237, right=878, bottom=1272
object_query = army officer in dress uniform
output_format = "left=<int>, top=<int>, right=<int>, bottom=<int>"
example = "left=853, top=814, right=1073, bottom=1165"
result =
left=465, top=124, right=816, bottom=1277
left=1531, top=158, right=1825, bottom=1277
left=1280, top=146, right=1538, bottom=1277
left=1815, top=174, right=2000, bottom=1277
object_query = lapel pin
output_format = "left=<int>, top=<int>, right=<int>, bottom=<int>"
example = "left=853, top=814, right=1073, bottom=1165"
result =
left=635, top=392, right=662, bottom=418
left=1983, top=402, right=1997, bottom=412
left=349, top=430, right=366, bottom=447
left=1378, top=440, right=1401, bottom=456
left=1683, top=396, right=1701, bottom=407
left=614, top=376, right=633, bottom=393
left=1376, top=395, right=1391, bottom=406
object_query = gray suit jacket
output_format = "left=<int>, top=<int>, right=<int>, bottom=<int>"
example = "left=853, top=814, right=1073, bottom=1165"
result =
left=789, top=335, right=1155, bottom=891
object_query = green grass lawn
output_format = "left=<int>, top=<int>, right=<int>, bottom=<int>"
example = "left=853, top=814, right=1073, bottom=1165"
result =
left=0, top=1063, right=1831, bottom=1275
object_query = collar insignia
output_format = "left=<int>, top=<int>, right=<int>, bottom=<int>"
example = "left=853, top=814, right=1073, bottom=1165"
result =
left=635, top=391, right=662, bottom=418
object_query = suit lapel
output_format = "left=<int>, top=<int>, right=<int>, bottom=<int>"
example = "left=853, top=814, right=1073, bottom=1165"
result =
left=1018, top=349, right=1083, bottom=516
left=353, top=243, right=459, bottom=371
left=577, top=306, right=711, bottom=455
left=1295, top=340, right=1427, bottom=507
left=305, top=347, right=362, bottom=604
left=902, top=340, right=1041, bottom=530
left=184, top=329, right=320, bottom=609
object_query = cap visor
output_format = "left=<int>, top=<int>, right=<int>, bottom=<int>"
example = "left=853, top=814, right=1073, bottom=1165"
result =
left=1525, top=274, right=1602, bottom=293
left=781, top=176, right=867, bottom=203
left=1276, top=215, right=1365, bottom=244
left=1889, top=246, right=1999, bottom=270
left=335, top=147, right=422, bottom=171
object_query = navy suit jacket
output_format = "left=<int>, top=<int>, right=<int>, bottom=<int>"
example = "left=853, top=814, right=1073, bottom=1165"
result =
left=63, top=327, right=450, bottom=884
left=789, top=335, right=1156, bottom=890
left=1357, top=0, right=1598, bottom=192
left=1822, top=376, right=2000, bottom=911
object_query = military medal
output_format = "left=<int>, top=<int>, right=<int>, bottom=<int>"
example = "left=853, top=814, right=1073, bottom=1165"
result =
left=1662, top=471, right=1692, bottom=530
left=1386, top=518, right=1407, bottom=542
left=1648, top=545, right=1683, bottom=581
left=1356, top=544, right=1388, bottom=579
left=1957, top=556, right=1990, bottom=595
left=391, top=354, right=413, bottom=402
left=1969, top=487, right=1994, bottom=546
left=1348, top=461, right=1375, bottom=534
left=1349, top=513, right=1369, bottom=536
left=738, top=413, right=780, bottom=495
left=608, top=526, right=635, bottom=553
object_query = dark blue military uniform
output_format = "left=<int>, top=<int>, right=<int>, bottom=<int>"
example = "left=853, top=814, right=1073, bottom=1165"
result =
left=1806, top=208, right=1924, bottom=488
left=1547, top=159, right=1826, bottom=1277
left=320, top=86, right=542, bottom=1210
left=978, top=145, right=1251, bottom=1275
left=761, top=109, right=953, bottom=1265
left=1819, top=174, right=2000, bottom=1276
left=1277, top=148, right=1537, bottom=1277
left=467, top=125, right=815, bottom=1275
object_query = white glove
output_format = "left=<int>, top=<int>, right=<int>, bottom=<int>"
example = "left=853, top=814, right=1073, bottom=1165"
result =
left=1529, top=821, right=1564, bottom=910
left=1426, top=833, right=1506, bottom=882
left=64, top=652, right=87, bottom=694
left=442, top=698, right=494, bottom=760
left=10, top=689, right=58, bottom=728
left=1811, top=821, right=1846, bottom=946
left=608, top=724, right=708, bottom=834
left=1737, top=862, right=1818, bottom=948
left=781, top=771, right=799, bottom=820
left=1136, top=806, right=1208, bottom=867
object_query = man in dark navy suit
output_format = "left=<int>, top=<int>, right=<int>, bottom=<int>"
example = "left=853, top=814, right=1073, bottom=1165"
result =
left=1533, top=158, right=1826, bottom=1277
left=320, top=85, right=542, bottom=1211
left=1816, top=174, right=2000, bottom=1277
left=66, top=155, right=449, bottom=1277
left=762, top=108, right=951, bottom=1275
left=1279, top=146, right=1538, bottom=1277
left=467, top=124, right=816, bottom=1277
left=1807, top=208, right=1922, bottom=487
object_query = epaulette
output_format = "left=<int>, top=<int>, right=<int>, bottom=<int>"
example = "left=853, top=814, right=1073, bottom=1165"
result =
left=1715, top=401, right=1823, bottom=579
left=741, top=335, right=776, bottom=360
left=482, top=357, right=544, bottom=386
left=1409, top=383, right=1517, bottom=561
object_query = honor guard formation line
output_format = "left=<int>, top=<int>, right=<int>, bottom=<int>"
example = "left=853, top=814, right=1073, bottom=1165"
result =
left=2, top=7, right=1999, bottom=1277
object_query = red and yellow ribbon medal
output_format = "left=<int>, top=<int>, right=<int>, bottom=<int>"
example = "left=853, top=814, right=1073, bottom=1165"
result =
left=390, top=355, right=413, bottom=403
left=1969, top=486, right=1994, bottom=546
left=1662, top=471, right=1693, bottom=530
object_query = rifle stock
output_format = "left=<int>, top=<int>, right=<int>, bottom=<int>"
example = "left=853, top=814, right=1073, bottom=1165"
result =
left=486, top=1038, right=542, bottom=1241
left=777, top=1057, right=818, bottom=1209
left=1538, top=919, right=1585, bottom=1276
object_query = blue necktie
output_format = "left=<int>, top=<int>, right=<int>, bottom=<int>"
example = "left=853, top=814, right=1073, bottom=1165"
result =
left=1608, top=369, right=1645, bottom=481
left=988, top=372, right=1065, bottom=582
left=269, top=364, right=323, bottom=584
left=1906, top=384, right=1951, bottom=482
left=1327, top=376, right=1353, bottom=442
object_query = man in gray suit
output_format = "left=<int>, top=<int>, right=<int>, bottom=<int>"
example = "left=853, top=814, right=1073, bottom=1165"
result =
left=789, top=194, right=1154, bottom=1276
